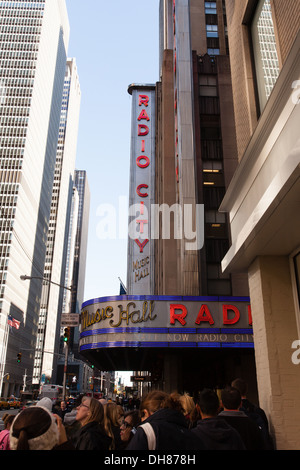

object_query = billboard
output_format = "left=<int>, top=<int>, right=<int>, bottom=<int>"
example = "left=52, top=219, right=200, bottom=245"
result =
left=79, top=295, right=253, bottom=351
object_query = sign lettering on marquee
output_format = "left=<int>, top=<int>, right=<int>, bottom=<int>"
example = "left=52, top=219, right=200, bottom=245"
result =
left=79, top=296, right=253, bottom=350
left=81, top=299, right=253, bottom=330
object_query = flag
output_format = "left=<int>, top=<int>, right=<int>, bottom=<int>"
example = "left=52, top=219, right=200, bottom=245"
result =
left=119, top=283, right=126, bottom=295
left=8, top=315, right=20, bottom=330
left=118, top=277, right=127, bottom=295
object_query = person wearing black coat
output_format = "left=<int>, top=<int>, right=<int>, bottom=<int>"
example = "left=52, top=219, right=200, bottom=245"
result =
left=191, top=389, right=246, bottom=450
left=72, top=420, right=111, bottom=451
left=219, top=387, right=266, bottom=450
left=72, top=396, right=111, bottom=451
left=126, top=390, right=206, bottom=451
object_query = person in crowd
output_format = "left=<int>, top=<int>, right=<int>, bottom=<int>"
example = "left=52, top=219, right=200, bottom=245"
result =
left=0, top=413, right=15, bottom=450
left=170, top=391, right=198, bottom=429
left=179, top=392, right=198, bottom=428
left=63, top=395, right=83, bottom=440
left=120, top=410, right=140, bottom=449
left=52, top=399, right=61, bottom=415
left=126, top=390, right=206, bottom=450
left=72, top=396, right=111, bottom=450
left=219, top=387, right=266, bottom=450
left=103, top=402, right=123, bottom=450
left=116, top=404, right=124, bottom=425
left=231, top=378, right=274, bottom=449
left=191, top=389, right=246, bottom=450
left=55, top=400, right=69, bottom=422
left=8, top=405, right=71, bottom=450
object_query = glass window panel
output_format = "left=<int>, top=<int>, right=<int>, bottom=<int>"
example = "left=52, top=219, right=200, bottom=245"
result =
left=251, top=0, right=280, bottom=111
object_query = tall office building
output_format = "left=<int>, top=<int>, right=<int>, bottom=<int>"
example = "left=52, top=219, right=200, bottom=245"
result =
left=0, top=0, right=70, bottom=397
left=32, top=58, right=81, bottom=386
left=70, top=169, right=90, bottom=353
left=220, top=0, right=300, bottom=449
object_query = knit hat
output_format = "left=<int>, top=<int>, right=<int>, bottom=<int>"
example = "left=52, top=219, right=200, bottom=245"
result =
left=37, top=397, right=53, bottom=412
left=10, top=406, right=59, bottom=451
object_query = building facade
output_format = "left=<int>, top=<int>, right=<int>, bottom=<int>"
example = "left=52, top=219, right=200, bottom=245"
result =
left=156, top=0, right=249, bottom=298
left=220, top=0, right=300, bottom=450
left=0, top=0, right=70, bottom=397
left=70, top=169, right=90, bottom=353
left=79, top=0, right=257, bottom=401
left=32, top=58, right=81, bottom=387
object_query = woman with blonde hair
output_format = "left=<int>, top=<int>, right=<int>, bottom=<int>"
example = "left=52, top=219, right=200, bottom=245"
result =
left=126, top=390, right=206, bottom=451
left=178, top=392, right=200, bottom=428
left=72, top=396, right=112, bottom=450
left=103, top=402, right=122, bottom=449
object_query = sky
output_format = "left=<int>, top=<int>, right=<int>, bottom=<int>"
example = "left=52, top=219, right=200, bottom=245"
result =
left=65, top=0, right=160, bottom=304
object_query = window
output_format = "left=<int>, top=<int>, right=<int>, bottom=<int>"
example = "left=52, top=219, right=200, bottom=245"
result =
left=207, top=48, right=220, bottom=56
left=205, top=2, right=217, bottom=15
left=251, top=0, right=280, bottom=111
left=206, top=24, right=218, bottom=37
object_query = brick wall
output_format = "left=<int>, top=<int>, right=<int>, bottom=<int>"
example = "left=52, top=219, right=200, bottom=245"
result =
left=248, top=256, right=300, bottom=450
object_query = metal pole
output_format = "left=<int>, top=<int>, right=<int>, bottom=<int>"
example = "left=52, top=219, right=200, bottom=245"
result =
left=62, top=343, right=68, bottom=400
left=23, top=369, right=27, bottom=392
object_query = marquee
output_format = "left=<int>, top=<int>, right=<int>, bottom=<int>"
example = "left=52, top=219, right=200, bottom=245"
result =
left=79, top=295, right=253, bottom=352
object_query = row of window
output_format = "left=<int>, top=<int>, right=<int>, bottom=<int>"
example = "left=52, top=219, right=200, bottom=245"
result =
left=0, top=11, right=44, bottom=18
left=0, top=35, right=40, bottom=45
left=0, top=107, right=31, bottom=117
left=0, top=69, right=35, bottom=78
left=0, top=24, right=41, bottom=31
left=0, top=127, right=27, bottom=136
left=0, top=138, right=26, bottom=146
left=2, top=88, right=32, bottom=97
left=0, top=41, right=40, bottom=51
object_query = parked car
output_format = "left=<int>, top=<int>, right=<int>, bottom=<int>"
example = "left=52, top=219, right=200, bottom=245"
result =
left=0, top=398, right=10, bottom=410
left=22, top=400, right=38, bottom=409
left=8, top=398, right=20, bottom=409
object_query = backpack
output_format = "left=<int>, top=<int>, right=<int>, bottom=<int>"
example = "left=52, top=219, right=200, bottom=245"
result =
left=140, top=422, right=156, bottom=450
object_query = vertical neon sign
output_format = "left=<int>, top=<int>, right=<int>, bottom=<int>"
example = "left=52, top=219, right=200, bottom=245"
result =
left=127, top=84, right=155, bottom=295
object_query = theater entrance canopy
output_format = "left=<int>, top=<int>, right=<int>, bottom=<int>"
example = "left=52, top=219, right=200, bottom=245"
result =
left=79, top=295, right=253, bottom=371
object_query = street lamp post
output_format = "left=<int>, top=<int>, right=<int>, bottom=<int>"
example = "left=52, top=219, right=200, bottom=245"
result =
left=20, top=274, right=73, bottom=400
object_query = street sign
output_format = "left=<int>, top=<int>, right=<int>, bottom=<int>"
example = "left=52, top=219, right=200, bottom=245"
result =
left=130, top=375, right=151, bottom=382
left=61, top=313, right=79, bottom=327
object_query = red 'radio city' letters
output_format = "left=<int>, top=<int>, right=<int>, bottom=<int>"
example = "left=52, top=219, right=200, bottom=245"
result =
left=169, top=304, right=253, bottom=326
left=137, top=109, right=150, bottom=121
left=134, top=94, right=151, bottom=254
left=139, top=95, right=149, bottom=107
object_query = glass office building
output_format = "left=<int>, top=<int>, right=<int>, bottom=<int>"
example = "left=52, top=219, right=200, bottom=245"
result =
left=0, top=0, right=70, bottom=397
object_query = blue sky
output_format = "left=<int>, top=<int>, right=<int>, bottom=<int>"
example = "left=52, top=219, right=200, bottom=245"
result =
left=65, top=1, right=160, bottom=303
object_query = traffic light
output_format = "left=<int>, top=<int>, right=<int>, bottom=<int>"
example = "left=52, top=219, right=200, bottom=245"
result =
left=17, top=352, right=22, bottom=363
left=63, top=327, right=70, bottom=344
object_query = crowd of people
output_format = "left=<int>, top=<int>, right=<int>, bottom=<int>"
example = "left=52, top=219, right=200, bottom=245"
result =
left=0, top=378, right=274, bottom=451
